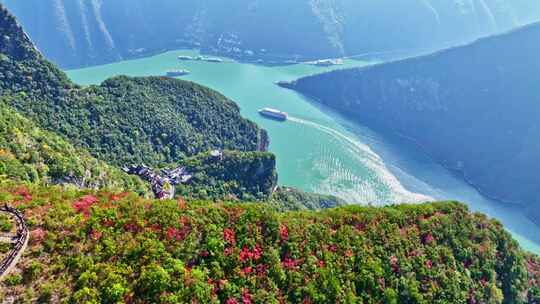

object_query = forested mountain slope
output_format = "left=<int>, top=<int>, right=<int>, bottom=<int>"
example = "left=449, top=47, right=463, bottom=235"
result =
left=282, top=22, right=540, bottom=225
left=0, top=5, right=267, bottom=168
left=2, top=0, right=540, bottom=68
left=0, top=5, right=342, bottom=206
left=0, top=182, right=538, bottom=303
left=0, top=102, right=149, bottom=194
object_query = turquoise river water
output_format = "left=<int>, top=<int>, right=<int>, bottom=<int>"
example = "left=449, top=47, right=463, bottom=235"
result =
left=67, top=50, right=540, bottom=254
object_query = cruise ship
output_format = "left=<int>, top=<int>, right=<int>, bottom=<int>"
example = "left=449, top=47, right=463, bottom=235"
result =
left=258, top=108, right=288, bottom=121
left=166, top=69, right=190, bottom=77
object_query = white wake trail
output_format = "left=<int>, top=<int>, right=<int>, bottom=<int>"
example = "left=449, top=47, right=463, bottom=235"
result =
left=289, top=116, right=433, bottom=204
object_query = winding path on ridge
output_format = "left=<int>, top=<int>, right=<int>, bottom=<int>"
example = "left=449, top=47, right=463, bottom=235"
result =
left=0, top=205, right=28, bottom=281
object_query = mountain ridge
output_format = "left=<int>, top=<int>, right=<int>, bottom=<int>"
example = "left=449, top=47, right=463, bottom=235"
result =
left=2, top=0, right=540, bottom=68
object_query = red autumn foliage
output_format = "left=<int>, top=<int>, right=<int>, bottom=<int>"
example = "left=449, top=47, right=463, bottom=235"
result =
left=239, top=245, right=263, bottom=262
left=149, top=223, right=161, bottom=233
left=223, top=228, right=236, bottom=245
left=13, top=187, right=32, bottom=202
left=166, top=225, right=191, bottom=241
left=256, top=264, right=268, bottom=276
left=109, top=192, right=129, bottom=202
left=226, top=298, right=239, bottom=304
left=408, top=250, right=419, bottom=258
left=102, top=219, right=114, bottom=227
left=180, top=216, right=190, bottom=226
left=30, top=228, right=46, bottom=244
left=240, top=246, right=252, bottom=262
left=355, top=223, right=366, bottom=232
left=123, top=222, right=142, bottom=233
left=252, top=245, right=262, bottom=260
left=526, top=258, right=539, bottom=276
left=328, top=244, right=337, bottom=253
left=242, top=266, right=253, bottom=275
left=73, top=195, right=98, bottom=218
left=90, top=229, right=102, bottom=241
left=423, top=232, right=435, bottom=245
left=282, top=257, right=300, bottom=270
left=242, top=289, right=252, bottom=304
left=166, top=227, right=179, bottom=240
left=279, top=224, right=289, bottom=241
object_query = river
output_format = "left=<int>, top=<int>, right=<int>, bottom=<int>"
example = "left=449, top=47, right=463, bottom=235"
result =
left=67, top=50, right=540, bottom=254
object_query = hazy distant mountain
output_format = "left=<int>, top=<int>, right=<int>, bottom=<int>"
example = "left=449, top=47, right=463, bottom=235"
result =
left=2, top=0, right=540, bottom=68
left=282, top=22, right=540, bottom=225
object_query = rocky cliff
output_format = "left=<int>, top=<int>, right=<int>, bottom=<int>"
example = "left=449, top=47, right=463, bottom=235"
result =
left=283, top=22, right=540, bottom=225
left=2, top=0, right=540, bottom=68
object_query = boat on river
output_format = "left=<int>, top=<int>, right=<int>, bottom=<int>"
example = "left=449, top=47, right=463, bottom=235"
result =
left=259, top=108, right=288, bottom=121
left=166, top=69, right=190, bottom=77
left=177, top=55, right=193, bottom=60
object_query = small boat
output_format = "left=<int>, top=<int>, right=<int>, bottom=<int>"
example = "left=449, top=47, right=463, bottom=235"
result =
left=259, top=108, right=288, bottom=121
left=205, top=57, right=223, bottom=63
left=177, top=55, right=193, bottom=60
left=309, top=58, right=344, bottom=67
left=166, top=69, right=190, bottom=77
left=195, top=56, right=223, bottom=63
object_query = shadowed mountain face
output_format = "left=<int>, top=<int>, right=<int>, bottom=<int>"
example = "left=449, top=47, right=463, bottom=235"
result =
left=283, top=22, right=540, bottom=225
left=2, top=0, right=540, bottom=68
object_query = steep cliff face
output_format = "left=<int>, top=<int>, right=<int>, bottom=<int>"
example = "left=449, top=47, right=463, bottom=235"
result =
left=1, top=0, right=121, bottom=68
left=176, top=150, right=278, bottom=201
left=2, top=0, right=540, bottom=68
left=284, top=22, right=540, bottom=224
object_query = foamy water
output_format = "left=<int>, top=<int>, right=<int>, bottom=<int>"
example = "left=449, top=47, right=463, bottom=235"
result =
left=289, top=116, right=433, bottom=204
